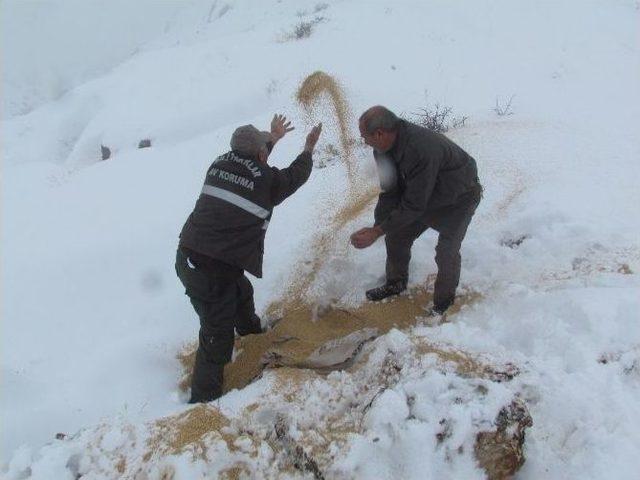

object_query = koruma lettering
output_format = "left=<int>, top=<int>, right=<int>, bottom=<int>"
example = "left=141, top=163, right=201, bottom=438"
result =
left=208, top=167, right=255, bottom=191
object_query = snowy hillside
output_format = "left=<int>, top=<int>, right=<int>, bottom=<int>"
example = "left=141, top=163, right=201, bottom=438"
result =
left=2, top=1, right=639, bottom=479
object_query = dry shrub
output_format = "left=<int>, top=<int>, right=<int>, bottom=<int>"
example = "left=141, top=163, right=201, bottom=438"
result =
left=411, top=104, right=467, bottom=133
left=494, top=95, right=515, bottom=116
left=286, top=16, right=326, bottom=40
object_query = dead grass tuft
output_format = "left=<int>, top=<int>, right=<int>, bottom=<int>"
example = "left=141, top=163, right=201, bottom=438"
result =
left=115, top=457, right=126, bottom=474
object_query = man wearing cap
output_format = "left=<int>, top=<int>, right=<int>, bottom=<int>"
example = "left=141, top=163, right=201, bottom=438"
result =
left=350, top=106, right=482, bottom=316
left=176, top=114, right=322, bottom=403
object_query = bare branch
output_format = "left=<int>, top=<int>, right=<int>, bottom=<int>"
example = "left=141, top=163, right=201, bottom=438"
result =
left=494, top=95, right=515, bottom=116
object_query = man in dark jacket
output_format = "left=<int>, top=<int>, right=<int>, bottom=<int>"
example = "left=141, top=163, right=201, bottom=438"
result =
left=176, top=114, right=322, bottom=403
left=350, top=106, right=481, bottom=315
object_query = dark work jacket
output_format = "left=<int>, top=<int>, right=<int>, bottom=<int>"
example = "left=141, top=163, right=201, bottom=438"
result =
left=373, top=120, right=481, bottom=233
left=179, top=150, right=312, bottom=277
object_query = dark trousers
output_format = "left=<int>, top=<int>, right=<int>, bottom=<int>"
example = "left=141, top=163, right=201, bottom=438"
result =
left=175, top=247, right=262, bottom=402
left=384, top=190, right=481, bottom=310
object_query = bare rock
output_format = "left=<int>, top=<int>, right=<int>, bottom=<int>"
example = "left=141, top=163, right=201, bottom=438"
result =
left=500, top=234, right=528, bottom=249
left=475, top=397, right=533, bottom=480
left=101, top=145, right=111, bottom=160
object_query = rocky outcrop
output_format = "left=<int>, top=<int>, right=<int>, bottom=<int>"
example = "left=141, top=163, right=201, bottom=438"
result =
left=475, top=398, right=533, bottom=480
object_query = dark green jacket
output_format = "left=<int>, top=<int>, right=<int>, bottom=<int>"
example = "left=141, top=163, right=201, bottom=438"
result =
left=374, top=120, right=481, bottom=233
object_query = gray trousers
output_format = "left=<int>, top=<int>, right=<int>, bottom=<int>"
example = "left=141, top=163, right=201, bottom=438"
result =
left=384, top=190, right=481, bottom=309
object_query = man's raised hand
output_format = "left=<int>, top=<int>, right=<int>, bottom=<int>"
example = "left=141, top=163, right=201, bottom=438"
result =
left=304, top=123, right=322, bottom=154
left=271, top=114, right=295, bottom=142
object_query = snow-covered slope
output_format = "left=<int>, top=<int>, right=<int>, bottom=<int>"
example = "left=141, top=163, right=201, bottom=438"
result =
left=2, top=1, right=639, bottom=478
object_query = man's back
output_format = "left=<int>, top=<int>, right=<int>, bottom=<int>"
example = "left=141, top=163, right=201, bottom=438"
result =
left=180, top=149, right=312, bottom=277
left=175, top=117, right=322, bottom=404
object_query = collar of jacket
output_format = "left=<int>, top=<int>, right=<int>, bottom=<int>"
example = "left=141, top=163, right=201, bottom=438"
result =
left=230, top=139, right=273, bottom=161
left=388, top=120, right=409, bottom=164
left=231, top=150, right=264, bottom=165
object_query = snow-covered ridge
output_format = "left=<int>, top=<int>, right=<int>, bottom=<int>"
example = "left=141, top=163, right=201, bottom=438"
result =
left=5, top=330, right=531, bottom=479
left=2, top=1, right=639, bottom=479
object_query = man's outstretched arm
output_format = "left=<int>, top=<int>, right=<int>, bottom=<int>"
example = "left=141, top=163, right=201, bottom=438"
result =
left=270, top=123, right=322, bottom=206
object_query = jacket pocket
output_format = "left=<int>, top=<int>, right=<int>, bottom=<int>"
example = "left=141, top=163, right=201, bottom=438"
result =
left=175, top=249, right=213, bottom=300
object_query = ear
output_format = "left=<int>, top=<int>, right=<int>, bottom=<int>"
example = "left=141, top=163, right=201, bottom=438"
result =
left=258, top=148, right=269, bottom=164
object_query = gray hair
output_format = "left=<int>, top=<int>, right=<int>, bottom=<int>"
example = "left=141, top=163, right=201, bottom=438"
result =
left=230, top=124, right=272, bottom=158
left=359, top=106, right=399, bottom=134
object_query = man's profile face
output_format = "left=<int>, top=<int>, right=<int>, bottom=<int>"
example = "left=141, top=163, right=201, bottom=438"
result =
left=359, top=121, right=382, bottom=150
left=359, top=121, right=392, bottom=153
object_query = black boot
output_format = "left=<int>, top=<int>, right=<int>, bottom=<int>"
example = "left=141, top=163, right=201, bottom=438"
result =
left=188, top=383, right=222, bottom=404
left=426, top=298, right=454, bottom=317
left=366, top=280, right=407, bottom=301
left=188, top=351, right=224, bottom=404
